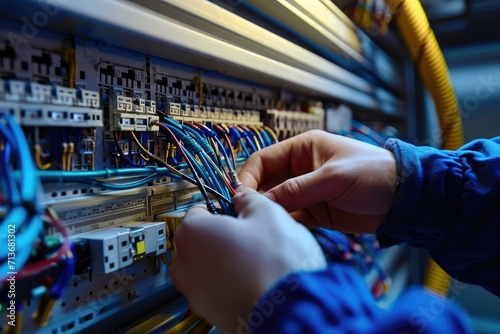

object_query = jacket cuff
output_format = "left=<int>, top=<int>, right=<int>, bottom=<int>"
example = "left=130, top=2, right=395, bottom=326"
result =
left=248, top=264, right=382, bottom=333
left=376, top=138, right=464, bottom=250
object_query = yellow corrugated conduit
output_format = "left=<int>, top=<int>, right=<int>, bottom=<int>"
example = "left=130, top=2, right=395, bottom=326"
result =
left=386, top=0, right=464, bottom=296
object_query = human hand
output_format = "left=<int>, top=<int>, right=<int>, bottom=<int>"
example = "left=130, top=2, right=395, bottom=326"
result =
left=238, top=130, right=397, bottom=233
left=169, top=187, right=326, bottom=333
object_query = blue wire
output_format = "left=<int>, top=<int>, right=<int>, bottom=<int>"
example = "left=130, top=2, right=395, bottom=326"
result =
left=0, top=114, right=43, bottom=279
left=160, top=121, right=236, bottom=215
left=213, top=135, right=234, bottom=171
left=260, top=129, right=273, bottom=148
left=159, top=123, right=216, bottom=189
left=241, top=130, right=258, bottom=153
left=228, top=127, right=251, bottom=157
left=10, top=117, right=41, bottom=204
left=181, top=127, right=233, bottom=212
left=49, top=242, right=76, bottom=299
left=0, top=207, right=27, bottom=262
left=250, top=129, right=266, bottom=150
left=198, top=152, right=233, bottom=215
left=238, top=138, right=251, bottom=158
left=0, top=141, right=20, bottom=205
left=37, top=167, right=174, bottom=180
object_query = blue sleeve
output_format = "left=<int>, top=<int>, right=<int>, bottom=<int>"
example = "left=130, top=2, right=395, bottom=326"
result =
left=249, top=264, right=472, bottom=334
left=377, top=137, right=500, bottom=296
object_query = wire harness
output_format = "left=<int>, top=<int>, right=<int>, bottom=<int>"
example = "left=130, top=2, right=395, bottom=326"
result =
left=0, top=114, right=45, bottom=281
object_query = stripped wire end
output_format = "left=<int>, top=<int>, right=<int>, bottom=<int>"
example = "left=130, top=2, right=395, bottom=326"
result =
left=228, top=170, right=243, bottom=193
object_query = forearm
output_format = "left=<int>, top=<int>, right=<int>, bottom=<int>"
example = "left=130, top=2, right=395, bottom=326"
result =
left=377, top=137, right=500, bottom=295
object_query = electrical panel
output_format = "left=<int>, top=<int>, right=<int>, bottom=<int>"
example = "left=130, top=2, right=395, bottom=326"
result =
left=0, top=1, right=412, bottom=333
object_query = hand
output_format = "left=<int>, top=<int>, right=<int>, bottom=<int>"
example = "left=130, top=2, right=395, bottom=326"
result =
left=238, top=130, right=397, bottom=233
left=169, top=188, right=326, bottom=333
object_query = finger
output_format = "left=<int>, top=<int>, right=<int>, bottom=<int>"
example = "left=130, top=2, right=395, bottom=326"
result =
left=233, top=187, right=278, bottom=218
left=238, top=144, right=292, bottom=190
left=264, top=168, right=334, bottom=214
left=175, top=206, right=234, bottom=255
left=253, top=167, right=293, bottom=194
left=238, top=133, right=312, bottom=189
left=182, top=204, right=212, bottom=222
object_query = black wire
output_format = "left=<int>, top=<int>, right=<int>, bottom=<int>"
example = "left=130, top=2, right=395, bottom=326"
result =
left=130, top=128, right=230, bottom=209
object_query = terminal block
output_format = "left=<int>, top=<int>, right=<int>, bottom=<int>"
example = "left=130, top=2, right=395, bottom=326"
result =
left=26, top=82, right=52, bottom=103
left=77, top=89, right=100, bottom=108
left=112, top=95, right=133, bottom=113
left=133, top=97, right=145, bottom=113
left=52, top=86, right=77, bottom=105
left=145, top=100, right=156, bottom=114
left=166, top=102, right=181, bottom=116
left=77, top=228, right=134, bottom=274
left=135, top=114, right=148, bottom=131
left=122, top=222, right=167, bottom=258
left=4, top=80, right=25, bottom=101
left=112, top=112, right=135, bottom=131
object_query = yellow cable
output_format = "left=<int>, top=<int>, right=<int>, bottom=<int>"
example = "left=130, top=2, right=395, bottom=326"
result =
left=263, top=126, right=279, bottom=143
left=361, top=0, right=372, bottom=30
left=163, top=313, right=202, bottom=334
left=354, top=0, right=365, bottom=25
left=188, top=319, right=211, bottom=334
left=61, top=143, right=68, bottom=171
left=249, top=126, right=265, bottom=149
left=33, top=294, right=57, bottom=326
left=5, top=311, right=22, bottom=334
left=67, top=142, right=74, bottom=171
left=193, top=76, right=203, bottom=107
left=35, top=144, right=52, bottom=170
left=244, top=126, right=261, bottom=151
left=130, top=132, right=154, bottom=162
left=169, top=144, right=177, bottom=161
left=201, top=151, right=233, bottom=191
left=64, top=48, right=76, bottom=88
left=387, top=0, right=463, bottom=151
left=386, top=0, right=464, bottom=297
left=145, top=136, right=151, bottom=161
left=131, top=132, right=150, bottom=161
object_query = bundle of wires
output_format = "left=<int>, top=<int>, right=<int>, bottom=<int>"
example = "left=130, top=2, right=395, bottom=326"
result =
left=30, top=208, right=76, bottom=326
left=0, top=113, right=44, bottom=280
left=153, top=119, right=235, bottom=216
left=36, top=114, right=280, bottom=218
left=311, top=228, right=391, bottom=299
left=342, top=119, right=388, bottom=146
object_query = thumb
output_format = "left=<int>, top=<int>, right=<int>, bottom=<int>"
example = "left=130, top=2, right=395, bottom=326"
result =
left=233, top=187, right=277, bottom=218
left=265, top=169, right=331, bottom=213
